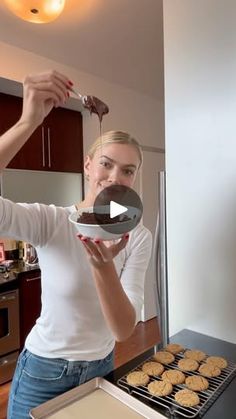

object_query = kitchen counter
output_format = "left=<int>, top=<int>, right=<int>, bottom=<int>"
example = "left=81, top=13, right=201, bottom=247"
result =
left=105, top=329, right=236, bottom=419
left=12, top=260, right=40, bottom=273
left=0, top=260, right=40, bottom=292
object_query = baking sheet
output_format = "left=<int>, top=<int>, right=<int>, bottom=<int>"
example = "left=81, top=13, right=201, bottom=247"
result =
left=47, top=389, right=143, bottom=418
left=30, top=378, right=166, bottom=419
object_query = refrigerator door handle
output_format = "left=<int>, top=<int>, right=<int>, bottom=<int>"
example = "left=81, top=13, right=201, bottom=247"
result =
left=153, top=212, right=160, bottom=313
left=153, top=210, right=161, bottom=354
left=155, top=171, right=169, bottom=351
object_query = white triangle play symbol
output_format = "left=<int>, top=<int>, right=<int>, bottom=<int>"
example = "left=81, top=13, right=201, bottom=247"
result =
left=110, top=201, right=128, bottom=219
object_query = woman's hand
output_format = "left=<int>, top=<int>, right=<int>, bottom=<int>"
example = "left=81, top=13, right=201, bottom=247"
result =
left=78, top=234, right=129, bottom=268
left=20, top=70, right=72, bottom=127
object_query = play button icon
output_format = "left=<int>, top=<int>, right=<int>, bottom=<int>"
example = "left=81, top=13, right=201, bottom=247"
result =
left=93, top=184, right=143, bottom=235
left=110, top=201, right=127, bottom=218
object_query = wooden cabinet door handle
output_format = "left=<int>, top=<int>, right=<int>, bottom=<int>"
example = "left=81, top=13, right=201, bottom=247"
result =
left=26, top=276, right=41, bottom=282
left=47, top=128, right=51, bottom=168
left=42, top=126, right=45, bottom=167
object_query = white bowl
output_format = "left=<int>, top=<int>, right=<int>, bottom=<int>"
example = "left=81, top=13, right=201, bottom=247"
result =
left=68, top=205, right=141, bottom=241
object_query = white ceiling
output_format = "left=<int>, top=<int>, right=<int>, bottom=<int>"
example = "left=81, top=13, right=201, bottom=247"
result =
left=0, top=0, right=164, bottom=100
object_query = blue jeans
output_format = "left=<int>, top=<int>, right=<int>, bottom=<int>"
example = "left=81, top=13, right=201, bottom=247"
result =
left=7, top=348, right=114, bottom=419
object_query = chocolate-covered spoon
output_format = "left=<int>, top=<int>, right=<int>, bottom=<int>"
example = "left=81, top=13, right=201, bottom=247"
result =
left=69, top=87, right=109, bottom=123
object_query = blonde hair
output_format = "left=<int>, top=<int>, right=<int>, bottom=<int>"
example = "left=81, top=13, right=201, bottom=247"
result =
left=87, top=130, right=143, bottom=169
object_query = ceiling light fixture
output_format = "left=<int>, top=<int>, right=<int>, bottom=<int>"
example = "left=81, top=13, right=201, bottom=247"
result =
left=4, top=0, right=66, bottom=24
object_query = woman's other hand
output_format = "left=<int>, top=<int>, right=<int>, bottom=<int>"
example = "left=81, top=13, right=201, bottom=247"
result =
left=78, top=234, right=129, bottom=268
left=20, top=70, right=72, bottom=127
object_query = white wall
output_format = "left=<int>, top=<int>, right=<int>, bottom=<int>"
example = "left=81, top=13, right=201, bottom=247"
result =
left=163, top=0, right=236, bottom=343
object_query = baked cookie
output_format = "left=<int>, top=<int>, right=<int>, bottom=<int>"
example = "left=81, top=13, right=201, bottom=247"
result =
left=164, top=343, right=185, bottom=355
left=198, top=363, right=221, bottom=378
left=206, top=356, right=228, bottom=369
left=161, top=369, right=185, bottom=385
left=153, top=351, right=175, bottom=365
left=178, top=358, right=199, bottom=372
left=184, top=349, right=206, bottom=362
left=126, top=371, right=150, bottom=386
left=148, top=380, right=173, bottom=397
left=185, top=375, right=209, bottom=391
left=175, top=389, right=200, bottom=407
left=142, top=362, right=164, bottom=376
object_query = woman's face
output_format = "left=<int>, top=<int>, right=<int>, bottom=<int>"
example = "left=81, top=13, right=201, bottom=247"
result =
left=84, top=143, right=140, bottom=198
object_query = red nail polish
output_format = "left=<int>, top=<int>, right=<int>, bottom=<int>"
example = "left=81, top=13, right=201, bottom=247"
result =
left=82, top=238, right=88, bottom=243
left=68, top=80, right=73, bottom=86
left=125, top=234, right=129, bottom=239
left=94, top=240, right=100, bottom=244
left=77, top=234, right=82, bottom=238
left=67, top=91, right=70, bottom=97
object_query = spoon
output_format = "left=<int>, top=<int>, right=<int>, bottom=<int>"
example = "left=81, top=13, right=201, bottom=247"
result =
left=68, top=86, right=87, bottom=104
left=68, top=87, right=109, bottom=123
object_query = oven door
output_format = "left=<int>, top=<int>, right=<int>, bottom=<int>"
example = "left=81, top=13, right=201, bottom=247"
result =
left=0, top=289, right=20, bottom=356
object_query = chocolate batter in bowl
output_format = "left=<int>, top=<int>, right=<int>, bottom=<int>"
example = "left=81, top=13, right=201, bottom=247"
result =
left=68, top=205, right=141, bottom=240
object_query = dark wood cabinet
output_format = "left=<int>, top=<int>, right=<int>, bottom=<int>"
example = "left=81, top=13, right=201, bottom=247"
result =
left=0, top=92, right=22, bottom=134
left=8, top=126, right=44, bottom=171
left=42, top=107, right=83, bottom=173
left=0, top=92, right=83, bottom=173
left=18, top=270, right=41, bottom=351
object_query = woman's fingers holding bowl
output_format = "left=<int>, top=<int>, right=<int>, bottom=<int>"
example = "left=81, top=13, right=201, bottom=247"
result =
left=108, top=234, right=129, bottom=258
left=83, top=238, right=111, bottom=263
left=78, top=236, right=102, bottom=261
left=92, top=234, right=130, bottom=262
left=88, top=243, right=110, bottom=267
left=77, top=234, right=129, bottom=266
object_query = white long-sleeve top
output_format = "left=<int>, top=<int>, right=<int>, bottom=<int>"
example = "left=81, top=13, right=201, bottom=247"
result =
left=0, top=197, right=152, bottom=361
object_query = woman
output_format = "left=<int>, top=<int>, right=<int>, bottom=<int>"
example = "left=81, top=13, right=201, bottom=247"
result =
left=0, top=70, right=152, bottom=418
